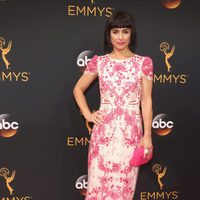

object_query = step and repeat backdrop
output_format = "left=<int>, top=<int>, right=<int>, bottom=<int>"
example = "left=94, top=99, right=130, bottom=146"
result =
left=0, top=0, right=200, bottom=199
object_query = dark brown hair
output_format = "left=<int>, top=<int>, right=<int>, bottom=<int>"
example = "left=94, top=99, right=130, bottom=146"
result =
left=104, top=10, right=137, bottom=53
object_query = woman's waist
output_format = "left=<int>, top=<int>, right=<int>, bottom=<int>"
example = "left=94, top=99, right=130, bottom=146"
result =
left=100, top=100, right=140, bottom=109
left=99, top=103, right=140, bottom=113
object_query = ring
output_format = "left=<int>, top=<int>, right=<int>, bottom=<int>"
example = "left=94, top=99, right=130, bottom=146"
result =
left=144, top=148, right=149, bottom=154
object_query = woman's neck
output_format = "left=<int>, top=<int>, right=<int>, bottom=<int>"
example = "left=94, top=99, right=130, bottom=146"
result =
left=110, top=48, right=134, bottom=59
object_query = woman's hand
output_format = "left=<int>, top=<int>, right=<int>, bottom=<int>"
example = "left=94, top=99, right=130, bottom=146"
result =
left=139, top=135, right=153, bottom=159
left=86, top=110, right=103, bottom=125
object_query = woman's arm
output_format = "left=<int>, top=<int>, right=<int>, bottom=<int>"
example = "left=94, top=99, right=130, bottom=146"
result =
left=139, top=76, right=153, bottom=153
left=73, top=74, right=102, bottom=125
left=141, top=77, right=153, bottom=137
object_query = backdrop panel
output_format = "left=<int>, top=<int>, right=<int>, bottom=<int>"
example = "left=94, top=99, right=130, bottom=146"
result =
left=0, top=0, right=200, bottom=199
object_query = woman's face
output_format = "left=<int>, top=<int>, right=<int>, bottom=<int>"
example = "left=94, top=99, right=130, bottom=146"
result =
left=110, top=27, right=131, bottom=51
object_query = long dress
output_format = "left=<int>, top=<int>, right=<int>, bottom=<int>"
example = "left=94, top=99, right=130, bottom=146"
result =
left=83, top=54, right=154, bottom=200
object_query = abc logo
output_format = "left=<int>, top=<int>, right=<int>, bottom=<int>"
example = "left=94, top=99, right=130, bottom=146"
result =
left=152, top=113, right=173, bottom=136
left=0, top=119, right=19, bottom=130
left=76, top=50, right=94, bottom=72
left=75, top=175, right=88, bottom=196
left=0, top=114, right=19, bottom=137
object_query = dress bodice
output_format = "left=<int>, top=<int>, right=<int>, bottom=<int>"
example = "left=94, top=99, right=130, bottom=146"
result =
left=83, top=54, right=153, bottom=113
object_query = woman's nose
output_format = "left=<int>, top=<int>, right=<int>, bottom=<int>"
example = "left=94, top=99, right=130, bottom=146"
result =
left=119, top=32, right=123, bottom=39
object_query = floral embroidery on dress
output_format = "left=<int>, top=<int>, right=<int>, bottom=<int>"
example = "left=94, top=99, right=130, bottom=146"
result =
left=84, top=55, right=98, bottom=75
left=141, top=56, right=154, bottom=80
left=85, top=54, right=154, bottom=200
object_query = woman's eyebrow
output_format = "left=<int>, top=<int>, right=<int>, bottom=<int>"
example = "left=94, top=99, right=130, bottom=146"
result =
left=112, top=28, right=129, bottom=30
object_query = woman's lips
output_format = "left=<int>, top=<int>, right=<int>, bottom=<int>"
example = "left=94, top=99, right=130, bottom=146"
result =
left=116, top=42, right=126, bottom=45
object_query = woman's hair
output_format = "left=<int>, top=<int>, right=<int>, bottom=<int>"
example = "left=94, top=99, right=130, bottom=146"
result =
left=104, top=10, right=137, bottom=53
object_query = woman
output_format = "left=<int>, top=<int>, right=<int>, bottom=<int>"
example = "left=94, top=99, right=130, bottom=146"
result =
left=73, top=10, right=154, bottom=200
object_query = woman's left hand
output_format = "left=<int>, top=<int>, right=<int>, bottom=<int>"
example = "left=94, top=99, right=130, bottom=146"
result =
left=139, top=135, right=153, bottom=158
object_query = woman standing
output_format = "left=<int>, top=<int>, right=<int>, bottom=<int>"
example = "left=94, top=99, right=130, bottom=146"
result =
left=73, top=10, right=154, bottom=200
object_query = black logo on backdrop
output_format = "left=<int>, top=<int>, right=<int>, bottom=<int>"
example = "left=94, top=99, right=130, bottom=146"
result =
left=0, top=167, right=32, bottom=199
left=160, top=42, right=175, bottom=72
left=152, top=113, right=174, bottom=136
left=0, top=114, right=19, bottom=138
left=161, top=0, right=181, bottom=9
left=75, top=175, right=88, bottom=196
left=0, top=37, right=12, bottom=70
left=67, top=0, right=113, bottom=17
left=152, top=164, right=167, bottom=190
left=0, top=167, right=15, bottom=195
left=140, top=163, right=180, bottom=199
left=0, top=36, right=30, bottom=82
left=77, top=50, right=95, bottom=73
left=154, top=41, right=188, bottom=84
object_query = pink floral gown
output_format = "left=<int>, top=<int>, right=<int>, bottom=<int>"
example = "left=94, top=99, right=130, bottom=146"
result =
left=83, top=54, right=153, bottom=200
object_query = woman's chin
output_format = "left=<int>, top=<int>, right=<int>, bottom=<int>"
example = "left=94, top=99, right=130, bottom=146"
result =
left=114, top=46, right=128, bottom=51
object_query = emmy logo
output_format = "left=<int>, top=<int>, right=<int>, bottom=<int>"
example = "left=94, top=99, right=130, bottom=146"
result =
left=0, top=36, right=12, bottom=69
left=0, top=167, right=15, bottom=195
left=152, top=164, right=167, bottom=190
left=160, top=42, right=175, bottom=72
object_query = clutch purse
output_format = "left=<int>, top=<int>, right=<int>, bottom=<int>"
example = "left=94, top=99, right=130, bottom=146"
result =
left=130, top=146, right=153, bottom=167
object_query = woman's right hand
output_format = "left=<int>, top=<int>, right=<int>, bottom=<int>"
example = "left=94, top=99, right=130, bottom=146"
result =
left=86, top=110, right=103, bottom=125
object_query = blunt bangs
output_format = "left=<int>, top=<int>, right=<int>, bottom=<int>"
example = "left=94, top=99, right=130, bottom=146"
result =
left=104, top=10, right=137, bottom=53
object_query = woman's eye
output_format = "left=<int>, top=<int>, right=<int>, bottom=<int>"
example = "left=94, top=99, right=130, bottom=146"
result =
left=111, top=29, right=130, bottom=34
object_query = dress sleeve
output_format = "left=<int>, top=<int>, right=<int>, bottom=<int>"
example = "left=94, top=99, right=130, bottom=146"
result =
left=141, top=56, right=154, bottom=81
left=83, top=55, right=98, bottom=75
